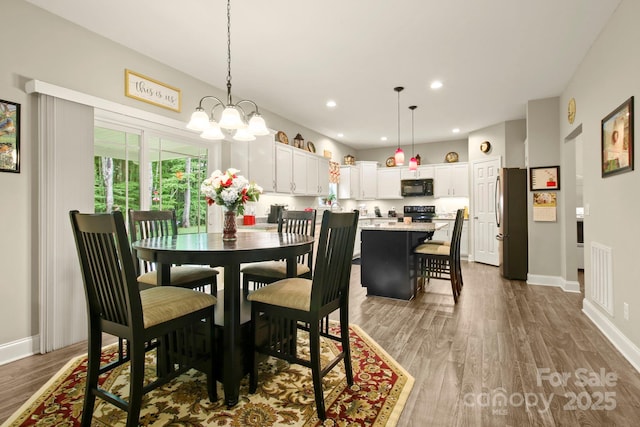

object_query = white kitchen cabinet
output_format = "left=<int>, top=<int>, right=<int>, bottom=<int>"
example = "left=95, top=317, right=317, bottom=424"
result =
left=338, top=165, right=360, bottom=199
left=377, top=167, right=402, bottom=199
left=400, top=165, right=434, bottom=180
left=317, top=157, right=330, bottom=196
left=275, top=144, right=293, bottom=193
left=356, top=161, right=378, bottom=200
left=292, top=149, right=308, bottom=194
left=248, top=135, right=275, bottom=192
left=434, top=163, right=468, bottom=197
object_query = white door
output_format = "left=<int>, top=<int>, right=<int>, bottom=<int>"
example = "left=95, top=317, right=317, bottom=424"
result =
left=473, top=157, right=500, bottom=265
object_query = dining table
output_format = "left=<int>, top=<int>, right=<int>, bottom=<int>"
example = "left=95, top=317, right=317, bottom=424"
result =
left=132, top=231, right=315, bottom=407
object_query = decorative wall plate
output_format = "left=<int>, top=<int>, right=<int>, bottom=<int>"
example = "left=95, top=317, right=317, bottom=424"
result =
left=386, top=156, right=396, bottom=167
left=276, top=131, right=289, bottom=145
left=445, top=152, right=459, bottom=163
left=480, top=141, right=491, bottom=153
left=307, top=141, right=316, bottom=153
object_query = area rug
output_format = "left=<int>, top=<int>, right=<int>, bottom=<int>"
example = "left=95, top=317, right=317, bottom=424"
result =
left=4, top=324, right=413, bottom=426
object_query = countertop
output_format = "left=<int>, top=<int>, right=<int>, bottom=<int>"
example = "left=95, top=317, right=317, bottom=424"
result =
left=360, top=221, right=448, bottom=232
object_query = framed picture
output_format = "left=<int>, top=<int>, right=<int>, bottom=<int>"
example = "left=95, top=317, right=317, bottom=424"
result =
left=0, top=99, right=20, bottom=173
left=530, top=166, right=560, bottom=191
left=601, top=96, right=634, bottom=177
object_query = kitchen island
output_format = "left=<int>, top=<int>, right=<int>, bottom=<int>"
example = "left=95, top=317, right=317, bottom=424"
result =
left=360, top=222, right=448, bottom=300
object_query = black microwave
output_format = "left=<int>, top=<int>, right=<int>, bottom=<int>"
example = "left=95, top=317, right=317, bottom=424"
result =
left=401, top=179, right=434, bottom=197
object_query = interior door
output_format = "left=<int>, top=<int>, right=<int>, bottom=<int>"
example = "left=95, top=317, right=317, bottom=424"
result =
left=473, top=157, right=500, bottom=265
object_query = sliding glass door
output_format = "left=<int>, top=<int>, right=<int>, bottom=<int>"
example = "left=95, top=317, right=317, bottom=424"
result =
left=94, top=121, right=211, bottom=233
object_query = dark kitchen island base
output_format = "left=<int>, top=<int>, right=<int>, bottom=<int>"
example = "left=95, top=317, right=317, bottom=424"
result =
left=360, top=228, right=432, bottom=300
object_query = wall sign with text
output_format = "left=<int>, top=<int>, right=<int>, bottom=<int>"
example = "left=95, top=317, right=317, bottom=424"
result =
left=125, top=69, right=181, bottom=112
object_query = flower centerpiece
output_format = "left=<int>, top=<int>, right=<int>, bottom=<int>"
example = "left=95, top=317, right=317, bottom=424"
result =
left=201, top=168, right=262, bottom=240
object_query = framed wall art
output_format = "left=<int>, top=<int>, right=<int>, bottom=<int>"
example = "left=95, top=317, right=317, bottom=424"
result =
left=602, top=96, right=633, bottom=177
left=125, top=69, right=182, bottom=112
left=530, top=166, right=560, bottom=191
left=0, top=98, right=20, bottom=173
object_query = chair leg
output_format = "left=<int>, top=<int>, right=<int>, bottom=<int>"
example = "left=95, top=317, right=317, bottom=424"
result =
left=205, top=319, right=218, bottom=402
left=249, top=309, right=258, bottom=393
left=81, top=327, right=102, bottom=427
left=127, top=340, right=146, bottom=427
left=309, top=321, right=326, bottom=420
left=340, top=309, right=353, bottom=386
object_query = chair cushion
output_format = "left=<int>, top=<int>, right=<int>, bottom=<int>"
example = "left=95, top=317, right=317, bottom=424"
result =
left=140, top=286, right=217, bottom=328
left=240, top=261, right=310, bottom=279
left=137, top=265, right=218, bottom=286
left=422, top=239, right=451, bottom=247
left=247, top=278, right=312, bottom=311
left=414, top=243, right=451, bottom=255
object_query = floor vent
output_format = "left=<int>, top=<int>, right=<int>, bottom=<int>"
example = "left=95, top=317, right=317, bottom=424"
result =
left=590, top=242, right=613, bottom=315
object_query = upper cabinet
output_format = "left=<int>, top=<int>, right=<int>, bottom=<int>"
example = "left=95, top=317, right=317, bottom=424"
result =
left=400, top=165, right=434, bottom=180
left=338, top=165, right=361, bottom=199
left=434, top=163, right=468, bottom=197
left=248, top=135, right=275, bottom=192
left=274, top=142, right=330, bottom=196
left=377, top=167, right=402, bottom=199
left=356, top=161, right=378, bottom=200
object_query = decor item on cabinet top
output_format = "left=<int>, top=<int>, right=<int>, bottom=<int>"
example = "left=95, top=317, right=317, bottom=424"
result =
left=200, top=168, right=262, bottom=215
left=445, top=151, right=459, bottom=163
left=415, top=154, right=421, bottom=165
left=385, top=156, right=396, bottom=167
left=393, top=86, right=405, bottom=166
left=186, top=0, right=269, bottom=142
left=344, top=154, right=355, bottom=165
left=276, top=130, right=289, bottom=145
left=293, top=133, right=305, bottom=149
left=307, top=141, right=316, bottom=153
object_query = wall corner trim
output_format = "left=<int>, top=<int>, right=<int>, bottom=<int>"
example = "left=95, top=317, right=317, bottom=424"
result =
left=583, top=299, right=640, bottom=374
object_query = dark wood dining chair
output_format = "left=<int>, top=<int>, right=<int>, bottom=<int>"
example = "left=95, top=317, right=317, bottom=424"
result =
left=70, top=210, right=218, bottom=427
left=129, top=209, right=218, bottom=294
left=241, top=209, right=316, bottom=296
left=247, top=210, right=359, bottom=420
left=413, top=209, right=464, bottom=302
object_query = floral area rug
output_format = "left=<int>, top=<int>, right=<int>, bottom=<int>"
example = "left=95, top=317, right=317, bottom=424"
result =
left=4, top=324, right=413, bottom=426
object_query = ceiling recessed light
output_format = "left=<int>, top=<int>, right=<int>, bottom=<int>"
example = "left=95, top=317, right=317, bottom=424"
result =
left=337, top=133, right=344, bottom=138
left=452, top=128, right=460, bottom=133
left=326, top=100, right=337, bottom=108
left=381, top=136, right=388, bottom=141
left=430, top=81, right=443, bottom=90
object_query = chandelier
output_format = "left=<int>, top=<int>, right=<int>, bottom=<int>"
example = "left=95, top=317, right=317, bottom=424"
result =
left=393, top=87, right=405, bottom=165
left=409, top=105, right=418, bottom=171
left=186, top=0, right=269, bottom=141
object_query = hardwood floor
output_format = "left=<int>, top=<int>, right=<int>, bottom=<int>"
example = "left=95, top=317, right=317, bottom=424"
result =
left=2, top=262, right=640, bottom=426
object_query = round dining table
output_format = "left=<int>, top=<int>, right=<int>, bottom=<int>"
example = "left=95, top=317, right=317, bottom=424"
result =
left=132, top=231, right=315, bottom=407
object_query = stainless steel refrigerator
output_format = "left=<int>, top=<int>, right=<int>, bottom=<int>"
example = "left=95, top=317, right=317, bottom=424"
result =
left=496, top=168, right=528, bottom=280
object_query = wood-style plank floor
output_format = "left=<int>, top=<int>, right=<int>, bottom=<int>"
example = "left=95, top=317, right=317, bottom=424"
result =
left=2, top=262, right=640, bottom=426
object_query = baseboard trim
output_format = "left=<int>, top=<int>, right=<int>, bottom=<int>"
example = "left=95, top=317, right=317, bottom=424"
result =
left=583, top=299, right=640, bottom=373
left=527, top=274, right=581, bottom=293
left=0, top=335, right=40, bottom=366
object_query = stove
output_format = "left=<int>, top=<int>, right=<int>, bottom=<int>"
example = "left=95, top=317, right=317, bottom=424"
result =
left=401, top=205, right=436, bottom=223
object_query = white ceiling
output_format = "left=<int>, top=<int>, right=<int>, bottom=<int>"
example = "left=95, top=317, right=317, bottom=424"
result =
left=26, top=0, right=620, bottom=149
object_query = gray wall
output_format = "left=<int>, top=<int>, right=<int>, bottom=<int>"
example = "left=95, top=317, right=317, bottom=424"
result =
left=526, top=98, right=562, bottom=278
left=355, top=139, right=468, bottom=167
left=560, top=0, right=640, bottom=344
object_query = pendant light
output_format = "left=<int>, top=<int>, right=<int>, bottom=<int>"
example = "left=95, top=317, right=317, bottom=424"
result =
left=409, top=105, right=418, bottom=171
left=187, top=0, right=269, bottom=141
left=393, top=86, right=405, bottom=166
